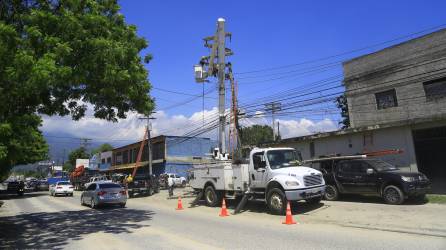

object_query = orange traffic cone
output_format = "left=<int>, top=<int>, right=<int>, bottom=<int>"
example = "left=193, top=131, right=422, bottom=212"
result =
left=176, top=196, right=184, bottom=210
left=219, top=198, right=229, bottom=217
left=282, top=201, right=296, bottom=225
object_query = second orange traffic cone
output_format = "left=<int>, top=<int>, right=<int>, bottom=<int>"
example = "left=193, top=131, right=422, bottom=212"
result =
left=219, top=198, right=229, bottom=217
left=282, top=201, right=296, bottom=225
left=176, top=196, right=184, bottom=210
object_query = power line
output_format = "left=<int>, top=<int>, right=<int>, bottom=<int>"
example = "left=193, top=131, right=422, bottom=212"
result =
left=235, top=24, right=446, bottom=75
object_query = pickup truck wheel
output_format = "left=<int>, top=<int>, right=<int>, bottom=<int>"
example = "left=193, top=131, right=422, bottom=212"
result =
left=182, top=180, right=186, bottom=187
left=324, top=185, right=339, bottom=201
left=17, top=191, right=24, bottom=196
left=204, top=186, right=221, bottom=207
left=267, top=188, right=287, bottom=215
left=383, top=185, right=404, bottom=205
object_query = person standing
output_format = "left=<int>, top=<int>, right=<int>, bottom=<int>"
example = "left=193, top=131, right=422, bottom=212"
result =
left=168, top=175, right=174, bottom=198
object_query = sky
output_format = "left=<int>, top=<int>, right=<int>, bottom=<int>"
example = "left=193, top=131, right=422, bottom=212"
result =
left=42, top=0, right=446, bottom=163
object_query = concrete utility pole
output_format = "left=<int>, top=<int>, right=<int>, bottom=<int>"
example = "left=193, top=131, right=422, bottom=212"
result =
left=194, top=18, right=233, bottom=156
left=217, top=18, right=226, bottom=154
left=139, top=114, right=156, bottom=175
left=265, top=102, right=282, bottom=141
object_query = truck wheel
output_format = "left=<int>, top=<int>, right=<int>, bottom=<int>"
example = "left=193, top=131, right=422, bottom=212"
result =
left=182, top=180, right=186, bottom=187
left=17, top=191, right=24, bottom=196
left=204, top=186, right=221, bottom=207
left=266, top=188, right=287, bottom=215
left=324, top=185, right=339, bottom=201
left=128, top=191, right=134, bottom=198
left=383, top=185, right=404, bottom=205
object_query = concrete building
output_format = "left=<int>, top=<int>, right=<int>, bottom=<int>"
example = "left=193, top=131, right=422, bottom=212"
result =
left=274, top=28, right=446, bottom=193
left=109, top=135, right=216, bottom=177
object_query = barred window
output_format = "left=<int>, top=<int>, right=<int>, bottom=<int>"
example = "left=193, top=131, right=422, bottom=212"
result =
left=375, top=89, right=398, bottom=109
left=424, top=78, right=446, bottom=101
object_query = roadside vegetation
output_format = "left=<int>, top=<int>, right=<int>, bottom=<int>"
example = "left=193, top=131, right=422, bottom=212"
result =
left=427, top=194, right=446, bottom=204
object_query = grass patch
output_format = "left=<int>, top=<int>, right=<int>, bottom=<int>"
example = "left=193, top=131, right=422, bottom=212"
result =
left=427, top=194, right=446, bottom=204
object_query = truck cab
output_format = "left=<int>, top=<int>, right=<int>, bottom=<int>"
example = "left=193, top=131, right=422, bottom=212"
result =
left=249, top=148, right=325, bottom=214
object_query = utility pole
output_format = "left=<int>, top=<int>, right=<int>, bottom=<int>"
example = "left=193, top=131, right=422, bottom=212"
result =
left=139, top=114, right=156, bottom=175
left=265, top=102, right=282, bottom=141
left=194, top=18, right=233, bottom=156
left=80, top=138, right=92, bottom=149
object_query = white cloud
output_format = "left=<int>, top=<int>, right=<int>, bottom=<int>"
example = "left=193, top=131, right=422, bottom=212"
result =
left=276, top=118, right=338, bottom=138
left=41, top=106, right=338, bottom=147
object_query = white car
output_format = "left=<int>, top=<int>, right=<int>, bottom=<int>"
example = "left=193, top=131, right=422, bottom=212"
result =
left=84, top=176, right=112, bottom=189
left=166, top=173, right=187, bottom=187
left=49, top=181, right=74, bottom=196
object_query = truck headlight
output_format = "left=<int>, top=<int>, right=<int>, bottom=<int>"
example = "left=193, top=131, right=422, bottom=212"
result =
left=285, top=180, right=300, bottom=186
left=401, top=176, right=416, bottom=182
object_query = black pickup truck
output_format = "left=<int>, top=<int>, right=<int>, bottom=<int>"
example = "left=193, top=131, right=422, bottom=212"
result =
left=0, top=180, right=25, bottom=196
left=112, top=173, right=160, bottom=198
left=307, top=156, right=431, bottom=204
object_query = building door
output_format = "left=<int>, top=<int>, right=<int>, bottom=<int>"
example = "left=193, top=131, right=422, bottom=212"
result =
left=413, top=126, right=446, bottom=194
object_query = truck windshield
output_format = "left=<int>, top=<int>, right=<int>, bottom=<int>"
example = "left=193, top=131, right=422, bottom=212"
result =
left=266, top=150, right=302, bottom=169
left=367, top=159, right=398, bottom=171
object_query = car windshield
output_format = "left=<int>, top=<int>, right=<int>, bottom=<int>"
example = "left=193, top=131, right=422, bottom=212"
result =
left=58, top=182, right=70, bottom=185
left=99, top=183, right=121, bottom=189
left=266, top=150, right=302, bottom=169
left=366, top=159, right=398, bottom=171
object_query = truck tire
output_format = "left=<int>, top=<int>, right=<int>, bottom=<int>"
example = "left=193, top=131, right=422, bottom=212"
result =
left=266, top=188, right=287, bottom=215
left=383, top=185, right=404, bottom=205
left=182, top=180, right=186, bottom=187
left=204, top=185, right=221, bottom=207
left=17, top=191, right=24, bottom=196
left=324, top=185, right=339, bottom=201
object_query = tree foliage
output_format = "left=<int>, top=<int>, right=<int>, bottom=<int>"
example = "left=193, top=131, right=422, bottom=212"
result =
left=0, top=0, right=153, bottom=178
left=239, top=125, right=275, bottom=146
left=335, top=94, right=350, bottom=129
left=91, top=143, right=113, bottom=155
left=67, top=147, right=90, bottom=171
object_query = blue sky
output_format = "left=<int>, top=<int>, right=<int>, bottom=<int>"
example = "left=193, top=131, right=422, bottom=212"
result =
left=42, top=0, right=446, bottom=162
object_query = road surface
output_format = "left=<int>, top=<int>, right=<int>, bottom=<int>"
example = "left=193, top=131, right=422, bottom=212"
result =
left=1, top=191, right=445, bottom=250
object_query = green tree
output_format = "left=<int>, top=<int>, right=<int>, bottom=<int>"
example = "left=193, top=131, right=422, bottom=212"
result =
left=335, top=94, right=350, bottom=129
left=240, top=125, right=274, bottom=146
left=66, top=147, right=90, bottom=172
left=91, top=143, right=113, bottom=155
left=0, top=1, right=154, bottom=179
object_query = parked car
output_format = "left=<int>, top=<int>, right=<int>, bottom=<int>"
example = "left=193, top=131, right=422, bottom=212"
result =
left=307, top=156, right=431, bottom=204
left=80, top=182, right=127, bottom=208
left=36, top=180, right=50, bottom=191
left=49, top=181, right=74, bottom=196
left=160, top=173, right=187, bottom=188
left=25, top=180, right=39, bottom=192
left=0, top=179, right=24, bottom=196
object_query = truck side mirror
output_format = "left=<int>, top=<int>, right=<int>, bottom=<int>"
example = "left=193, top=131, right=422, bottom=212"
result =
left=366, top=168, right=374, bottom=175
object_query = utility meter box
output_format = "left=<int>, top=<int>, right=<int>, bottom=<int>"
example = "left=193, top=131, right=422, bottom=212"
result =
left=194, top=64, right=206, bottom=83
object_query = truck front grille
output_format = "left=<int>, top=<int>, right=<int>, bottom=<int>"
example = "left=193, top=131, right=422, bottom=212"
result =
left=304, top=175, right=323, bottom=187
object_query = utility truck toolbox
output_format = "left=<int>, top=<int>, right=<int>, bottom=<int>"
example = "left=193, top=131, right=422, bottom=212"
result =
left=189, top=147, right=325, bottom=215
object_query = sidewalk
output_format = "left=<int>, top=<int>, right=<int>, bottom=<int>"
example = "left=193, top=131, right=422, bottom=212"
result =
left=147, top=188, right=446, bottom=237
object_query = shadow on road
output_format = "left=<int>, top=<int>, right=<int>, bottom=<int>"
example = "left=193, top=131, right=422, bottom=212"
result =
left=0, top=192, right=48, bottom=201
left=0, top=208, right=154, bottom=249
left=332, top=194, right=428, bottom=205
left=189, top=199, right=325, bottom=215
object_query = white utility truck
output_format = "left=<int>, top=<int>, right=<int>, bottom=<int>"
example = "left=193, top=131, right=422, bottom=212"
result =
left=189, top=147, right=325, bottom=215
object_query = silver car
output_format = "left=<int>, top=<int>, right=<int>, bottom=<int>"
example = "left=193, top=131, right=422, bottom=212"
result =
left=81, top=182, right=127, bottom=208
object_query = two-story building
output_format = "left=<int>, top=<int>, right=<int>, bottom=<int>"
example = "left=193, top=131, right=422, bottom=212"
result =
left=273, top=28, right=446, bottom=193
left=107, top=135, right=216, bottom=177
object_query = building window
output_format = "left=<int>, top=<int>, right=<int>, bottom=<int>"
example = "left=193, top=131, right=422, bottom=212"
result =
left=309, top=141, right=315, bottom=158
left=123, top=150, right=128, bottom=164
left=375, top=89, right=398, bottom=109
left=107, top=157, right=111, bottom=163
left=423, top=78, right=446, bottom=101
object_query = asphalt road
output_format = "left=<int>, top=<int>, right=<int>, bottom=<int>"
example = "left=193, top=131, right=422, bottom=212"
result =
left=1, top=191, right=445, bottom=250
